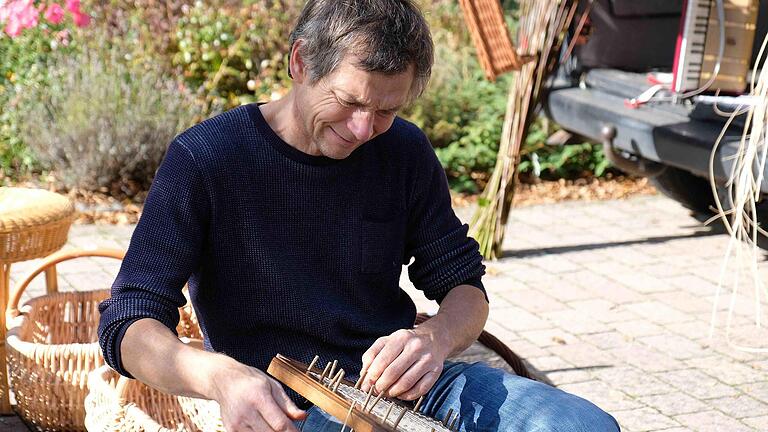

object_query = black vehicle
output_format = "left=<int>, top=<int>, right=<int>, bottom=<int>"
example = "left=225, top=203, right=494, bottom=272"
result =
left=543, top=0, right=768, bottom=218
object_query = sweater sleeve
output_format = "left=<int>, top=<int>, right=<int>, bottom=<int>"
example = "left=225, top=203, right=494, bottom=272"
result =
left=404, top=137, right=486, bottom=304
left=98, top=139, right=211, bottom=377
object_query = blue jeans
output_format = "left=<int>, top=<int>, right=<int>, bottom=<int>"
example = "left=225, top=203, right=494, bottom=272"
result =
left=294, top=361, right=620, bottom=431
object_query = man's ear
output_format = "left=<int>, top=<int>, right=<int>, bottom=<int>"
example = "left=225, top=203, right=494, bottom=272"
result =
left=289, top=40, right=308, bottom=84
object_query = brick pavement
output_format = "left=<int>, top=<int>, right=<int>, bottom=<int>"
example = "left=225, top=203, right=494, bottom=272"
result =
left=3, top=195, right=767, bottom=431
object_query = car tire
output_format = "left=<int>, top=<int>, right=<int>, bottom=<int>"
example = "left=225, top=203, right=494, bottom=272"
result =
left=651, top=165, right=768, bottom=248
left=650, top=165, right=718, bottom=216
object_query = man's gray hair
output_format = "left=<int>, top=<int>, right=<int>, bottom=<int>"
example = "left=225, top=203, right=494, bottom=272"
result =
left=289, top=0, right=434, bottom=101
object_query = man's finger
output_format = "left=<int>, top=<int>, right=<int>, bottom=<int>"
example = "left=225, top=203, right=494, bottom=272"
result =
left=257, top=393, right=300, bottom=432
left=383, top=357, right=434, bottom=397
left=361, top=337, right=387, bottom=370
left=372, top=349, right=420, bottom=395
left=362, top=339, right=406, bottom=391
left=398, top=369, right=440, bottom=401
left=271, top=380, right=307, bottom=421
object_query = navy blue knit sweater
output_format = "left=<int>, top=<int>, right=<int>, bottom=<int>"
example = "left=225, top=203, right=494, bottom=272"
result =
left=98, top=103, right=486, bottom=399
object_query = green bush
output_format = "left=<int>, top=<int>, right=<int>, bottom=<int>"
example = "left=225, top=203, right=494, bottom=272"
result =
left=403, top=0, right=511, bottom=193
left=172, top=0, right=298, bottom=112
left=519, top=119, right=611, bottom=180
left=15, top=30, right=203, bottom=195
left=0, top=21, right=81, bottom=177
left=1, top=0, right=612, bottom=193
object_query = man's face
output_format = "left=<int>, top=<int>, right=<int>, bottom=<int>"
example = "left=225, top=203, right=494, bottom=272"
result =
left=296, top=56, right=414, bottom=159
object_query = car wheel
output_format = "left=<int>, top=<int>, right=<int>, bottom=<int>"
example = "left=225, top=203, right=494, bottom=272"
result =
left=650, top=166, right=718, bottom=216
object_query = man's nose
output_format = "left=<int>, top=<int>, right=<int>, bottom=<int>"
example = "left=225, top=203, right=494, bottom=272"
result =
left=347, top=109, right=374, bottom=142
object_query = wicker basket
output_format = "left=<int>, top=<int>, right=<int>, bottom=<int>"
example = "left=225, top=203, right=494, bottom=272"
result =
left=5, top=248, right=202, bottom=431
left=85, top=339, right=224, bottom=432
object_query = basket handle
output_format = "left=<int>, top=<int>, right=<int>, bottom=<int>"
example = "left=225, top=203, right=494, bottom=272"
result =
left=7, top=248, right=126, bottom=325
left=114, top=338, right=205, bottom=401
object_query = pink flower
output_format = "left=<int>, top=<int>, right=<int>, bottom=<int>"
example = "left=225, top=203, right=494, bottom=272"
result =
left=70, top=10, right=88, bottom=27
left=44, top=3, right=64, bottom=24
left=4, top=16, right=22, bottom=37
left=1, top=0, right=38, bottom=38
left=64, top=0, right=79, bottom=14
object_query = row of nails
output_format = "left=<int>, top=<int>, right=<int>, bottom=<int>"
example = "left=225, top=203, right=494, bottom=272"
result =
left=307, top=355, right=458, bottom=431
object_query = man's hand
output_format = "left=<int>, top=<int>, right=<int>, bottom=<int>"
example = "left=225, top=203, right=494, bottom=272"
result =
left=357, top=285, right=489, bottom=401
left=212, top=362, right=307, bottom=432
left=358, top=326, right=450, bottom=401
left=121, top=319, right=306, bottom=432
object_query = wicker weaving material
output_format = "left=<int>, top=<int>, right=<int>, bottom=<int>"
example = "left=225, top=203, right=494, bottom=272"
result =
left=0, top=187, right=75, bottom=263
left=5, top=248, right=202, bottom=432
left=7, top=290, right=109, bottom=431
left=86, top=338, right=225, bottom=432
left=458, top=0, right=524, bottom=80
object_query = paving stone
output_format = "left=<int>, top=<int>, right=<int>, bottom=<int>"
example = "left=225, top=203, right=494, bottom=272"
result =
left=663, top=274, right=720, bottom=294
left=638, top=392, right=709, bottom=417
left=61, top=271, right=117, bottom=291
left=706, top=394, right=768, bottom=419
left=544, top=368, right=594, bottom=385
left=685, top=356, right=764, bottom=386
left=539, top=283, right=595, bottom=302
left=665, top=321, right=712, bottom=341
left=634, top=263, right=687, bottom=278
left=739, top=382, right=768, bottom=405
left=611, top=407, right=681, bottom=432
left=524, top=254, right=583, bottom=274
left=592, top=366, right=675, bottom=397
left=608, top=343, right=686, bottom=373
left=497, top=338, right=549, bottom=359
left=547, top=343, right=616, bottom=369
left=651, top=290, right=715, bottom=314
left=540, top=309, right=609, bottom=334
left=582, top=282, right=647, bottom=304
left=624, top=301, right=693, bottom=325
left=618, top=273, right=675, bottom=294
left=674, top=410, right=754, bottom=432
left=488, top=306, right=551, bottom=332
left=499, top=289, right=569, bottom=313
left=560, top=250, right=611, bottom=264
left=614, top=319, right=666, bottom=338
left=518, top=328, right=578, bottom=348
left=741, top=415, right=768, bottom=429
left=656, top=369, right=740, bottom=399
left=578, top=331, right=634, bottom=350
left=525, top=355, right=572, bottom=373
left=638, top=333, right=712, bottom=361
left=558, top=380, right=643, bottom=412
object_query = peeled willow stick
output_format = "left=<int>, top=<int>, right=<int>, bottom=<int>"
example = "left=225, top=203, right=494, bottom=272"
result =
left=470, top=0, right=581, bottom=259
left=709, top=32, right=768, bottom=353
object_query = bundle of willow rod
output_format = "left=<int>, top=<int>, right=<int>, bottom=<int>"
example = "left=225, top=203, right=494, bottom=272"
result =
left=470, top=0, right=580, bottom=259
left=709, top=32, right=768, bottom=353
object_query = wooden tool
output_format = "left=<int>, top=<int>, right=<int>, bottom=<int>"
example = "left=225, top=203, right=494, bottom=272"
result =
left=267, top=355, right=458, bottom=432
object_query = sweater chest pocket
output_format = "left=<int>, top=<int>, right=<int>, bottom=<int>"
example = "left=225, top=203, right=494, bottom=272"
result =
left=360, top=214, right=406, bottom=274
